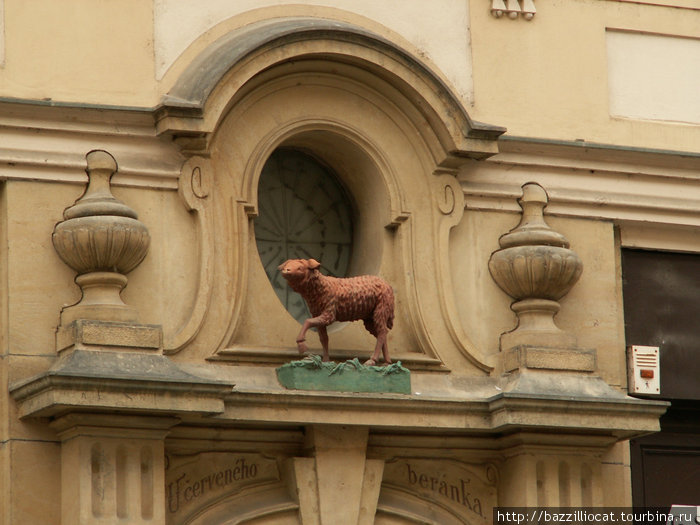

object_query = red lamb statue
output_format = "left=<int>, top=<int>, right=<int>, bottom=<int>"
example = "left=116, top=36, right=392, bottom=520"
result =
left=278, top=258, right=394, bottom=366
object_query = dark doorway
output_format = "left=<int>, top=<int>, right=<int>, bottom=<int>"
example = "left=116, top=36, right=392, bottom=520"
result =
left=622, top=249, right=700, bottom=508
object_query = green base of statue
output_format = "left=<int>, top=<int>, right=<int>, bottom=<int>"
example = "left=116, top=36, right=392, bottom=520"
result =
left=276, top=354, right=411, bottom=394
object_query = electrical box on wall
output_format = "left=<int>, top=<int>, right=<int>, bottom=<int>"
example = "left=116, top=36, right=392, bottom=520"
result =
left=627, top=345, right=661, bottom=396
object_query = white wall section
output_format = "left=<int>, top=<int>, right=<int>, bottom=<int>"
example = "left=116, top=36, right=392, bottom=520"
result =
left=607, top=30, right=700, bottom=125
left=153, top=0, right=474, bottom=102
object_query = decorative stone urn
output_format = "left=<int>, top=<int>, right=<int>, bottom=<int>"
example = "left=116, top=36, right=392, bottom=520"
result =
left=489, top=183, right=593, bottom=372
left=52, top=150, right=159, bottom=352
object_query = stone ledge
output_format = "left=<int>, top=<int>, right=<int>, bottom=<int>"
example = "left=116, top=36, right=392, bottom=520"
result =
left=220, top=378, right=668, bottom=439
left=9, top=349, right=234, bottom=418
left=9, top=352, right=668, bottom=442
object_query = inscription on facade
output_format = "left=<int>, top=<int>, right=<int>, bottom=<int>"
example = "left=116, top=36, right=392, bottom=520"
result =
left=406, top=463, right=484, bottom=516
left=165, top=452, right=279, bottom=523
left=167, top=457, right=258, bottom=513
left=383, top=459, right=497, bottom=522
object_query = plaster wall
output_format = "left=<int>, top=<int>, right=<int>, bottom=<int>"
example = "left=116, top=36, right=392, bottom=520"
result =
left=0, top=0, right=155, bottom=105
left=0, top=1, right=696, bottom=153
left=152, top=0, right=474, bottom=102
left=469, top=0, right=700, bottom=152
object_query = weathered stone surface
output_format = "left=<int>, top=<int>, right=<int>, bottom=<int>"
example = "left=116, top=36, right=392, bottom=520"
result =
left=56, top=319, right=163, bottom=353
left=10, top=350, right=234, bottom=418
left=166, top=452, right=280, bottom=521
left=276, top=355, right=411, bottom=394
left=504, top=345, right=596, bottom=372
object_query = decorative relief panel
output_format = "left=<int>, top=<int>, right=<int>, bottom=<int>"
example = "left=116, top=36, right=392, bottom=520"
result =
left=381, top=458, right=498, bottom=523
left=165, top=452, right=281, bottom=524
left=164, top=156, right=214, bottom=354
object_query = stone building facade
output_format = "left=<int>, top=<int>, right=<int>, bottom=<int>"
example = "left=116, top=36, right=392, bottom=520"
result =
left=1, top=1, right=698, bottom=524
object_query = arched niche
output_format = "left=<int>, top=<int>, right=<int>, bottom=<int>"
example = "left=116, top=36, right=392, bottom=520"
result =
left=160, top=17, right=504, bottom=373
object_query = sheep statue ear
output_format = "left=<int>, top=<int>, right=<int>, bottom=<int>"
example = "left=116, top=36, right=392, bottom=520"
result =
left=307, top=259, right=321, bottom=270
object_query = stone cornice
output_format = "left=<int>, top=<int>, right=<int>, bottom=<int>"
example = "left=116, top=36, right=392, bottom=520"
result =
left=605, top=0, right=700, bottom=11
left=1, top=95, right=695, bottom=241
left=0, top=98, right=183, bottom=190
left=218, top=385, right=667, bottom=440
left=9, top=350, right=235, bottom=419
left=460, top=135, right=700, bottom=232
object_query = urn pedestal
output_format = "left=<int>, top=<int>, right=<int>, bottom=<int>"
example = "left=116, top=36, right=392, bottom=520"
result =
left=489, top=183, right=594, bottom=373
left=52, top=150, right=161, bottom=353
left=41, top=150, right=219, bottom=525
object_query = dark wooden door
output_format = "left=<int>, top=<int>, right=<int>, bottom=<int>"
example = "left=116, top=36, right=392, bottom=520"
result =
left=622, top=249, right=700, bottom=508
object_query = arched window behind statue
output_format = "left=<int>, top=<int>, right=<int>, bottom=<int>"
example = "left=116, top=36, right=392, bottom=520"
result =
left=255, top=148, right=354, bottom=324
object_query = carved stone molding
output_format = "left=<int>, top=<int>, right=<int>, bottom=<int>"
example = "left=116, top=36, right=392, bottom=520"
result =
left=220, top=381, right=666, bottom=438
left=0, top=99, right=182, bottom=190
left=9, top=349, right=234, bottom=419
left=287, top=426, right=383, bottom=525
left=460, top=137, right=700, bottom=234
left=50, top=414, right=177, bottom=525
left=155, top=18, right=504, bottom=160
left=142, top=16, right=509, bottom=373
left=489, top=183, right=592, bottom=372
left=491, top=0, right=536, bottom=20
left=166, top=72, right=494, bottom=372
left=163, top=156, right=214, bottom=354
left=433, top=171, right=496, bottom=372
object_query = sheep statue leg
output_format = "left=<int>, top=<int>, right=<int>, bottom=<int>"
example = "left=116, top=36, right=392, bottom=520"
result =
left=295, top=319, right=314, bottom=355
left=317, top=326, right=330, bottom=362
left=365, top=332, right=391, bottom=366
left=296, top=313, right=332, bottom=361
left=382, top=339, right=391, bottom=364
